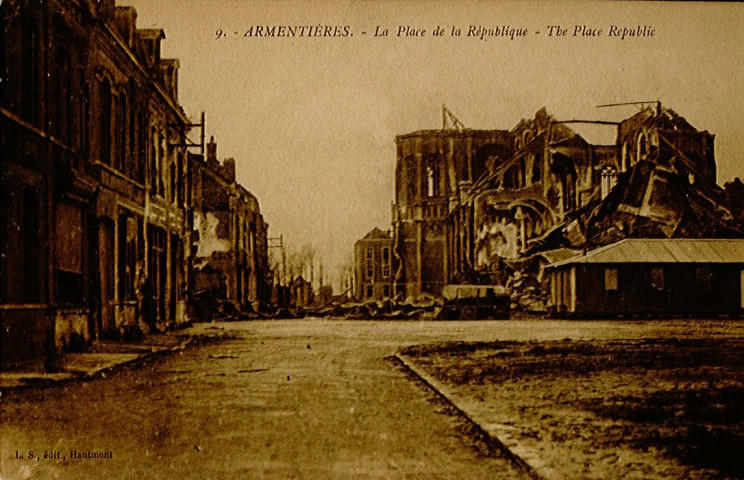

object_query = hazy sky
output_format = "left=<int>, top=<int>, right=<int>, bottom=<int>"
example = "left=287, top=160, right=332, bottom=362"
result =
left=125, top=0, right=743, bottom=286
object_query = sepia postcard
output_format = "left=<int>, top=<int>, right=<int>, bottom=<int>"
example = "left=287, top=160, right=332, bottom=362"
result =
left=1, top=0, right=743, bottom=479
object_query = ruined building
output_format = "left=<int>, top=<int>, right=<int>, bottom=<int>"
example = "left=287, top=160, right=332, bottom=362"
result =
left=189, top=138, right=271, bottom=311
left=354, top=227, right=396, bottom=300
left=392, top=105, right=743, bottom=301
left=392, top=128, right=514, bottom=298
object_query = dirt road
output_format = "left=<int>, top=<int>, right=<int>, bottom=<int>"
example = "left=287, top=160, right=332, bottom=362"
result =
left=2, top=318, right=740, bottom=479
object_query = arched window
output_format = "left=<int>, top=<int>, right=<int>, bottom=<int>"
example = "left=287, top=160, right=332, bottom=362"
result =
left=424, top=155, right=441, bottom=197
left=426, top=165, right=435, bottom=197
left=563, top=173, right=577, bottom=211
left=100, top=78, right=112, bottom=164
left=531, top=153, right=543, bottom=183
left=404, top=155, right=416, bottom=200
left=601, top=166, right=618, bottom=199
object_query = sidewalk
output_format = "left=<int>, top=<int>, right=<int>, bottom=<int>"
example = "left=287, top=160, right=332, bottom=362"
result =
left=1, top=334, right=192, bottom=390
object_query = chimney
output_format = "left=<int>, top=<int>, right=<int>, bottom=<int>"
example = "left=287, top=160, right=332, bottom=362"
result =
left=207, top=136, right=218, bottom=166
left=222, top=158, right=236, bottom=182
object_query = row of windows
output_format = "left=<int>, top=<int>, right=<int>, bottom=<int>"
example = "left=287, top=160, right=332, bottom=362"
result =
left=99, top=78, right=185, bottom=204
left=365, top=247, right=391, bottom=279
left=603, top=267, right=713, bottom=292
left=13, top=14, right=185, bottom=204
left=364, top=285, right=392, bottom=298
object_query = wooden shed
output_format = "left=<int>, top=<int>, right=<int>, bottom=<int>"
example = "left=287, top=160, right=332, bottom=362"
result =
left=545, top=239, right=744, bottom=317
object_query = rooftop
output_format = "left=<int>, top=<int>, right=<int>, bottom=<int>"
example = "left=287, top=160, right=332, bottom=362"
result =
left=548, top=239, right=744, bottom=268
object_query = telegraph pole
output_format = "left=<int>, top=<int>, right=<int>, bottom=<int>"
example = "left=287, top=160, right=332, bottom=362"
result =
left=268, top=235, right=286, bottom=286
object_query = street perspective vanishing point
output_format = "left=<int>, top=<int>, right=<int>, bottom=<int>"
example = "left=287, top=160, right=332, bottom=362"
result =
left=2, top=1, right=744, bottom=479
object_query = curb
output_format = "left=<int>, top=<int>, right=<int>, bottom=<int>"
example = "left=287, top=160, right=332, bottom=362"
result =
left=392, top=353, right=543, bottom=480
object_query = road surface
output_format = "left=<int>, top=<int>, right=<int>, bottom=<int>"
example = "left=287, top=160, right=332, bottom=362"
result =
left=2, top=318, right=736, bottom=479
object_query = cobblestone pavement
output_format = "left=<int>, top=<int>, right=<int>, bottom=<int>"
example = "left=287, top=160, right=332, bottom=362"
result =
left=2, top=318, right=739, bottom=480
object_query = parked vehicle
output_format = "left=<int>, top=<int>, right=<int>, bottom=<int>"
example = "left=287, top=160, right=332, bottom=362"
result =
left=438, top=284, right=510, bottom=320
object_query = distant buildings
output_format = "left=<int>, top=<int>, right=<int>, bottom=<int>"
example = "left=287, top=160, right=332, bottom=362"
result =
left=1, top=0, right=271, bottom=364
left=354, top=227, right=395, bottom=300
left=289, top=276, right=314, bottom=308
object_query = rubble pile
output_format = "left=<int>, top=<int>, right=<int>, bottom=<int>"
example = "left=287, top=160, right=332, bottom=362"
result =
left=506, top=271, right=547, bottom=314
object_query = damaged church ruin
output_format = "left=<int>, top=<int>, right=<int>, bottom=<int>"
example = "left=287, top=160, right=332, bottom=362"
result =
left=391, top=104, right=743, bottom=313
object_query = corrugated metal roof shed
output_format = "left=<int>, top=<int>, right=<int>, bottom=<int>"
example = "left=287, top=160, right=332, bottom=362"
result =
left=548, top=239, right=744, bottom=268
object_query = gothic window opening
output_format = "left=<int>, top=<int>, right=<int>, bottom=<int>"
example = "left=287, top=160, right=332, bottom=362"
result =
left=426, top=166, right=435, bottom=197
left=601, top=166, right=618, bottom=199
left=531, top=153, right=543, bottom=183
left=405, top=156, right=416, bottom=201
left=562, top=173, right=577, bottom=211
left=424, top=155, right=441, bottom=197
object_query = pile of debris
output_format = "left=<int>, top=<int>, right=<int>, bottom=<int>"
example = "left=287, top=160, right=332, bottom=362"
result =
left=312, top=296, right=442, bottom=320
left=506, top=270, right=548, bottom=314
left=188, top=290, right=267, bottom=322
